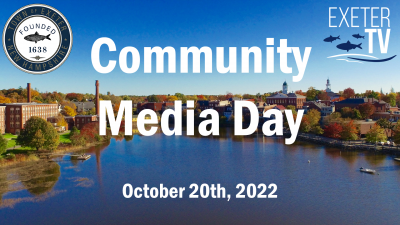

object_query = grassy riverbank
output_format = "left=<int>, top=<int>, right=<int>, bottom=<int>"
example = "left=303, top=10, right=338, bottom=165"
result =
left=0, top=131, right=76, bottom=167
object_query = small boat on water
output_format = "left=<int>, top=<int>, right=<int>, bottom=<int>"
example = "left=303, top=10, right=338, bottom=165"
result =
left=360, top=167, right=376, bottom=174
left=394, top=158, right=400, bottom=162
left=76, top=154, right=91, bottom=160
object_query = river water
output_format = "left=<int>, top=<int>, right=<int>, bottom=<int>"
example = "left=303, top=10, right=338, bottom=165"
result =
left=1, top=130, right=400, bottom=224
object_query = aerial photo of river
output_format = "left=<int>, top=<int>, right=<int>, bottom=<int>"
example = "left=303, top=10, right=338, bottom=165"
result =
left=1, top=129, right=400, bottom=225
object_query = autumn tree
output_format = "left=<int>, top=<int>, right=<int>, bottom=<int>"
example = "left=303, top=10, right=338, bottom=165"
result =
left=365, top=124, right=387, bottom=143
left=63, top=105, right=77, bottom=117
left=340, top=120, right=358, bottom=140
left=55, top=114, right=68, bottom=128
left=113, top=102, right=120, bottom=113
left=358, top=103, right=376, bottom=119
left=323, top=123, right=343, bottom=139
left=295, top=90, right=306, bottom=96
left=0, top=96, right=12, bottom=103
left=17, top=117, right=60, bottom=151
left=342, top=88, right=355, bottom=99
left=317, top=92, right=330, bottom=101
left=300, top=109, right=322, bottom=134
left=225, top=92, right=233, bottom=100
left=166, top=95, right=178, bottom=101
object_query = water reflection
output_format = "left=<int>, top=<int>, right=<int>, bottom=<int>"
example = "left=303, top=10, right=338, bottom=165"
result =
left=18, top=162, right=61, bottom=196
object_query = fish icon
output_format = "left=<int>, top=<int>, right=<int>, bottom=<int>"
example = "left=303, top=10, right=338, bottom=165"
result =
left=324, top=35, right=340, bottom=43
left=336, top=41, right=362, bottom=52
left=24, top=31, right=51, bottom=43
left=352, top=33, right=364, bottom=39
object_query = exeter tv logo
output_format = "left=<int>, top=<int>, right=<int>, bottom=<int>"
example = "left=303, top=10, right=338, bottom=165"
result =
left=325, top=7, right=396, bottom=63
left=2, top=4, right=73, bottom=74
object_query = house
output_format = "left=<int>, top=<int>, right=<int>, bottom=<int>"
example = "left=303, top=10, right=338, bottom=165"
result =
left=334, top=98, right=388, bottom=112
left=73, top=102, right=95, bottom=113
left=273, top=105, right=286, bottom=112
left=209, top=100, right=230, bottom=109
left=137, top=102, right=163, bottom=113
left=304, top=101, right=326, bottom=112
left=197, top=100, right=210, bottom=111
left=372, top=112, right=400, bottom=122
left=224, top=106, right=234, bottom=121
left=321, top=105, right=335, bottom=116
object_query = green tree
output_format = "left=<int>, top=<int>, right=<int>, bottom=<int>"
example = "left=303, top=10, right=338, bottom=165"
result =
left=31, top=129, right=45, bottom=150
left=17, top=116, right=60, bottom=151
left=366, top=90, right=379, bottom=99
left=286, top=105, right=296, bottom=114
left=306, top=87, right=318, bottom=101
left=147, top=95, right=160, bottom=102
left=70, top=126, right=79, bottom=136
left=392, top=123, right=400, bottom=144
left=376, top=118, right=395, bottom=138
left=365, top=124, right=387, bottom=143
left=311, top=125, right=324, bottom=135
left=353, top=109, right=362, bottom=120
left=70, top=133, right=86, bottom=146
left=0, top=133, right=8, bottom=155
left=387, top=92, right=397, bottom=107
left=341, top=107, right=354, bottom=118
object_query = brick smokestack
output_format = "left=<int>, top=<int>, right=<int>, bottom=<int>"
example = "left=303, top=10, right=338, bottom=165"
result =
left=95, top=80, right=100, bottom=115
left=27, top=83, right=31, bottom=103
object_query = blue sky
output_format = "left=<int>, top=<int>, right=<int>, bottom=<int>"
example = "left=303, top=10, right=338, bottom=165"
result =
left=0, top=0, right=399, bottom=95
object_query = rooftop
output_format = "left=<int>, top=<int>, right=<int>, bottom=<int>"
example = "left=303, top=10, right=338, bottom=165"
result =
left=335, top=98, right=384, bottom=104
left=0, top=103, right=57, bottom=106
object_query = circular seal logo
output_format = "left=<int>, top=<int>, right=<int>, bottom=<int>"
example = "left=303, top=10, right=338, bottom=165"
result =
left=2, top=4, right=72, bottom=74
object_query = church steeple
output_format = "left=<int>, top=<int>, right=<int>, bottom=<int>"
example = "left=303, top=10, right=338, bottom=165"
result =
left=282, top=80, right=288, bottom=94
left=326, top=78, right=332, bottom=92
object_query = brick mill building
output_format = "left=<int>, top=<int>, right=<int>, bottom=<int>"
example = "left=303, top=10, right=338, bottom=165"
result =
left=75, top=115, right=98, bottom=129
left=0, top=106, right=5, bottom=134
left=0, top=83, right=58, bottom=134
left=0, top=103, right=59, bottom=134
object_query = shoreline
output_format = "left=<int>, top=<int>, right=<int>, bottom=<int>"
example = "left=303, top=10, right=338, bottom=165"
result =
left=285, top=130, right=400, bottom=156
left=0, top=140, right=109, bottom=168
